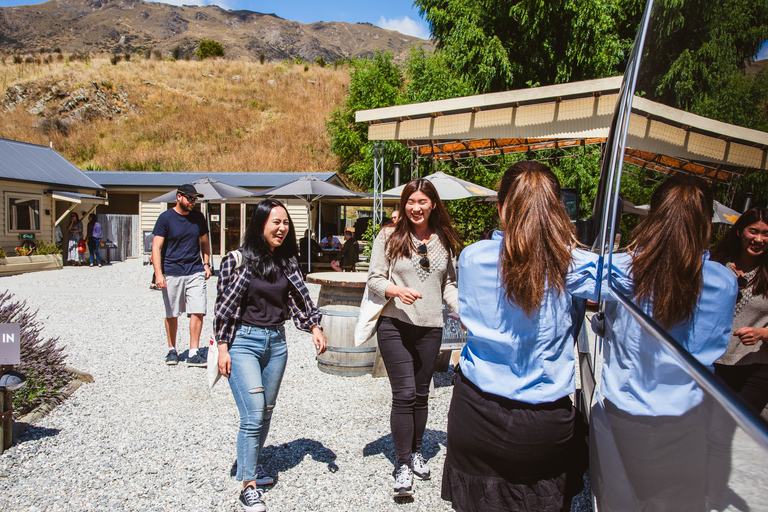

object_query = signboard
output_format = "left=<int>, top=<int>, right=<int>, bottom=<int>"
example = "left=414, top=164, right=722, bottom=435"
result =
left=19, top=233, right=35, bottom=240
left=0, top=324, right=21, bottom=365
left=210, top=215, right=220, bottom=222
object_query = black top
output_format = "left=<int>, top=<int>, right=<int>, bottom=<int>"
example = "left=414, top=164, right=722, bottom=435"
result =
left=337, top=237, right=359, bottom=268
left=299, top=236, right=322, bottom=262
left=152, top=209, right=208, bottom=276
left=241, top=269, right=290, bottom=327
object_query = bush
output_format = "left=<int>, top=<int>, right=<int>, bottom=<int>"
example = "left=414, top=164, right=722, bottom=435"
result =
left=33, top=239, right=61, bottom=256
left=0, top=292, right=72, bottom=417
left=259, top=53, right=266, bottom=65
left=315, top=57, right=326, bottom=68
left=0, top=247, right=5, bottom=258
left=171, top=46, right=181, bottom=60
left=197, top=39, right=225, bottom=60
left=109, top=53, right=121, bottom=65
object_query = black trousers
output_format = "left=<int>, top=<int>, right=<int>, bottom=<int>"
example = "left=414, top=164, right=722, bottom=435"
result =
left=714, top=363, right=768, bottom=413
left=377, top=316, right=443, bottom=467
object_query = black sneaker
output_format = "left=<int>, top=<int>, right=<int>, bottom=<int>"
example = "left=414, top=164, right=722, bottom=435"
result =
left=393, top=464, right=413, bottom=497
left=410, top=452, right=431, bottom=480
left=165, top=350, right=179, bottom=366
left=238, top=485, right=267, bottom=512
left=186, top=353, right=207, bottom=367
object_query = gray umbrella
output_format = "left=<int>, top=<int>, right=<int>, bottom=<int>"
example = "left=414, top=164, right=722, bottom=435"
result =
left=148, top=177, right=259, bottom=265
left=257, top=175, right=362, bottom=272
left=148, top=177, right=259, bottom=203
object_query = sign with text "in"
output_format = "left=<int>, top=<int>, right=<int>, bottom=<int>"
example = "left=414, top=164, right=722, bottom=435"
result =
left=0, top=324, right=21, bottom=364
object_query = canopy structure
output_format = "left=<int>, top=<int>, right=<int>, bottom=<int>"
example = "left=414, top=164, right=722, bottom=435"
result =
left=356, top=76, right=768, bottom=205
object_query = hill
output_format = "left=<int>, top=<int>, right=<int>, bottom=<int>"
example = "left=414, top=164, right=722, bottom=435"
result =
left=0, top=0, right=432, bottom=62
left=0, top=55, right=351, bottom=176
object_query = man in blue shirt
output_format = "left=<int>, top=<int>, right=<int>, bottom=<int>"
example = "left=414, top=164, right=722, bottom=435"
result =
left=152, top=184, right=212, bottom=366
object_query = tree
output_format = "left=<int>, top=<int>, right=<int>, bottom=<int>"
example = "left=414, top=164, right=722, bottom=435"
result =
left=414, top=0, right=639, bottom=93
left=196, top=39, right=225, bottom=60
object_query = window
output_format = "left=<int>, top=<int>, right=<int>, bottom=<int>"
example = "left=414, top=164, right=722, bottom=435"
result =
left=7, top=195, right=41, bottom=232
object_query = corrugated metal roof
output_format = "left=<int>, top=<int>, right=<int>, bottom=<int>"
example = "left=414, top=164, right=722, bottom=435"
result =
left=83, top=171, right=339, bottom=188
left=0, top=138, right=104, bottom=189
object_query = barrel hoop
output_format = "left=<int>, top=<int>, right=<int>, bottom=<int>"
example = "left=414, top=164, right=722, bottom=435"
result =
left=319, top=308, right=359, bottom=317
left=316, top=358, right=374, bottom=368
left=325, top=346, right=377, bottom=353
left=319, top=293, right=364, bottom=302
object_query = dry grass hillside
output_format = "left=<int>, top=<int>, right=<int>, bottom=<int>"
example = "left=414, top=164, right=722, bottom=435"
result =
left=0, top=55, right=350, bottom=176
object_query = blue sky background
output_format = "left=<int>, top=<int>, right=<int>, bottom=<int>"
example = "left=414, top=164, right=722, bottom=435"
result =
left=1, top=0, right=767, bottom=58
left=0, top=0, right=433, bottom=39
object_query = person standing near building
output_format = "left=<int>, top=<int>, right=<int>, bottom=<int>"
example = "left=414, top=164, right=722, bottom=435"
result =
left=85, top=213, right=103, bottom=267
left=152, top=184, right=212, bottom=367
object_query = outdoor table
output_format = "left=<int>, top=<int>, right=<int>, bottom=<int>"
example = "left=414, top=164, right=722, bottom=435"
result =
left=305, top=272, right=376, bottom=376
left=318, top=249, right=341, bottom=263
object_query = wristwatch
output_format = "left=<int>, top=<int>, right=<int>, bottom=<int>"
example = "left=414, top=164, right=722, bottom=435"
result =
left=204, top=263, right=211, bottom=267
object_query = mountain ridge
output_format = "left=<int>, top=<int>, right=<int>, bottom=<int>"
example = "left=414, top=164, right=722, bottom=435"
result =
left=0, top=0, right=432, bottom=61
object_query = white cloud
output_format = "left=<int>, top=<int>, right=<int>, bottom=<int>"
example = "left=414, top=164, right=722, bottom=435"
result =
left=377, top=16, right=431, bottom=40
left=144, top=0, right=234, bottom=10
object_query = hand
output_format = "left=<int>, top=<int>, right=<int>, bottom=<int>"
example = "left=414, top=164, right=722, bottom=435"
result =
left=312, top=326, right=327, bottom=354
left=218, top=344, right=231, bottom=377
left=396, top=286, right=422, bottom=305
left=155, top=274, right=167, bottom=290
left=204, top=265, right=212, bottom=280
left=734, top=327, right=767, bottom=346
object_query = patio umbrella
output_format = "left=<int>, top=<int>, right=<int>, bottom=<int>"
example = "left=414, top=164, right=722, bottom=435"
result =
left=148, top=177, right=260, bottom=264
left=382, top=171, right=497, bottom=201
left=257, top=175, right=363, bottom=272
left=625, top=200, right=740, bottom=225
left=148, top=177, right=259, bottom=203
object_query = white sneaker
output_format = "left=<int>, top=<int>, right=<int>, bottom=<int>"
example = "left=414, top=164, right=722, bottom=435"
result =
left=394, top=464, right=414, bottom=497
left=254, top=464, right=274, bottom=486
left=410, top=452, right=431, bottom=480
left=238, top=485, right=266, bottom=512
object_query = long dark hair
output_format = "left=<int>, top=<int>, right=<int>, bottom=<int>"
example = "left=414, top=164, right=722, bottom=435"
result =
left=497, top=161, right=576, bottom=316
left=69, top=212, right=79, bottom=224
left=629, top=174, right=713, bottom=329
left=711, top=207, right=768, bottom=297
left=385, top=178, right=463, bottom=260
left=241, top=199, right=299, bottom=280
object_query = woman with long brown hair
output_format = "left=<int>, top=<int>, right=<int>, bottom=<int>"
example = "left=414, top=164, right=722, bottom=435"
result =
left=711, top=207, right=768, bottom=412
left=599, top=174, right=738, bottom=511
left=366, top=178, right=462, bottom=497
left=441, top=161, right=598, bottom=512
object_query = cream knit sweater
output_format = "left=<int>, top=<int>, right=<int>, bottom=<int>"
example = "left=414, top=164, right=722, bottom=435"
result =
left=367, top=226, right=458, bottom=328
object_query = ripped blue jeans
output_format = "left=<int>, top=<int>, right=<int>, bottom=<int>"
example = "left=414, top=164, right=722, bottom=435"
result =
left=229, top=324, right=288, bottom=482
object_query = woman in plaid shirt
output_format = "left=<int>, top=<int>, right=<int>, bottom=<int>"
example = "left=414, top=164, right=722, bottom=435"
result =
left=214, top=199, right=326, bottom=512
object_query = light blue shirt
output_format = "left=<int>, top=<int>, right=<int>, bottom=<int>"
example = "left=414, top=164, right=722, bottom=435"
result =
left=601, top=251, right=737, bottom=416
left=458, top=231, right=599, bottom=404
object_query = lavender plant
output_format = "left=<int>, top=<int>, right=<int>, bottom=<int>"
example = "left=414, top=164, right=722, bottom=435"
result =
left=0, top=292, right=72, bottom=417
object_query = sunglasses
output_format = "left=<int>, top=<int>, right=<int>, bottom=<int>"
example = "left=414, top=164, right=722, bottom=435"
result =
left=737, top=274, right=750, bottom=302
left=417, top=243, right=429, bottom=271
left=180, top=194, right=198, bottom=203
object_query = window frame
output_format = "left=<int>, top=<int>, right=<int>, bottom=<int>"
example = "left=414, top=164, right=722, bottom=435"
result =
left=5, top=192, right=43, bottom=234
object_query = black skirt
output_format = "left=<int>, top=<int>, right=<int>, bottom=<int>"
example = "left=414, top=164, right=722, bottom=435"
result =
left=442, top=369, right=584, bottom=512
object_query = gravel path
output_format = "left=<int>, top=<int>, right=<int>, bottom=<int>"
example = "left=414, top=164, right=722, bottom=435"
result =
left=0, top=259, right=458, bottom=512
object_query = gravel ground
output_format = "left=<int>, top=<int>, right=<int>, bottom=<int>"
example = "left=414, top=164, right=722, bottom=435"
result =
left=0, top=258, right=459, bottom=512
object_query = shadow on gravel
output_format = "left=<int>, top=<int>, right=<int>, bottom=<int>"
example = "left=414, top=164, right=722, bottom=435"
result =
left=231, top=438, right=339, bottom=479
left=12, top=424, right=60, bottom=445
left=363, top=428, right=447, bottom=468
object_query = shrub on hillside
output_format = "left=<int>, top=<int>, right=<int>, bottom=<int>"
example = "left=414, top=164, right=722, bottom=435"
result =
left=0, top=292, right=72, bottom=418
left=197, top=39, right=225, bottom=60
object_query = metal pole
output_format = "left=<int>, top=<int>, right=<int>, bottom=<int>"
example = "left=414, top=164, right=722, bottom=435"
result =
left=394, top=162, right=401, bottom=188
left=373, top=143, right=384, bottom=227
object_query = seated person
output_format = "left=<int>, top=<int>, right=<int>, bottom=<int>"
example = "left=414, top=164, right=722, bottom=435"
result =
left=331, top=230, right=360, bottom=272
left=320, top=233, right=342, bottom=250
left=299, top=229, right=322, bottom=263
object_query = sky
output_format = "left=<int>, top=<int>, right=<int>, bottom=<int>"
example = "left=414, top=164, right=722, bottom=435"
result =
left=0, top=0, right=433, bottom=39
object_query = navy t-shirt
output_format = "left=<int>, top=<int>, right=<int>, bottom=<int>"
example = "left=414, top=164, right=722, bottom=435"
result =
left=152, top=208, right=208, bottom=276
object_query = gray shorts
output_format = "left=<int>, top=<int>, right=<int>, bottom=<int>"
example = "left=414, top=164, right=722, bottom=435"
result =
left=162, top=272, right=207, bottom=318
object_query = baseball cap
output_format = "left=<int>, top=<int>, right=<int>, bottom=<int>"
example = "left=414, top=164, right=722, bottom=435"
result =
left=177, top=184, right=204, bottom=198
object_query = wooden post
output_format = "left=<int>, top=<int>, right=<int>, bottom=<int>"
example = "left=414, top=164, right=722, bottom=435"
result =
left=0, top=365, right=12, bottom=454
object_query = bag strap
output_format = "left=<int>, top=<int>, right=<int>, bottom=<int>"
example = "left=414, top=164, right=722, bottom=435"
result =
left=230, top=249, right=244, bottom=269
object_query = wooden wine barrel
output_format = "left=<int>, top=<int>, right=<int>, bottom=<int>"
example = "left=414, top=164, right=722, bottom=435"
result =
left=306, top=272, right=377, bottom=376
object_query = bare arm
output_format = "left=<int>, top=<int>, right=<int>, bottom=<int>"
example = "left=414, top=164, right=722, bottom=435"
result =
left=199, top=233, right=211, bottom=279
left=152, top=235, right=166, bottom=289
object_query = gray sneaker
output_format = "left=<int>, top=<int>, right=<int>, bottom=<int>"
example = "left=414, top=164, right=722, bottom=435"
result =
left=255, top=464, right=274, bottom=486
left=393, top=464, right=413, bottom=497
left=238, top=485, right=266, bottom=512
left=410, top=452, right=430, bottom=480
left=186, top=353, right=207, bottom=367
left=165, top=350, right=179, bottom=366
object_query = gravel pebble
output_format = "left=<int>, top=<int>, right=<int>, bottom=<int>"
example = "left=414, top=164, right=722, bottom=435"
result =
left=0, top=259, right=591, bottom=512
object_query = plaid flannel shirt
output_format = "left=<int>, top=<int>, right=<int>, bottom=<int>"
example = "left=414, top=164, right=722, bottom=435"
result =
left=214, top=251, right=322, bottom=348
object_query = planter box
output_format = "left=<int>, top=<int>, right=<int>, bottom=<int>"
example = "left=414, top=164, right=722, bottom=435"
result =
left=0, top=254, right=63, bottom=277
